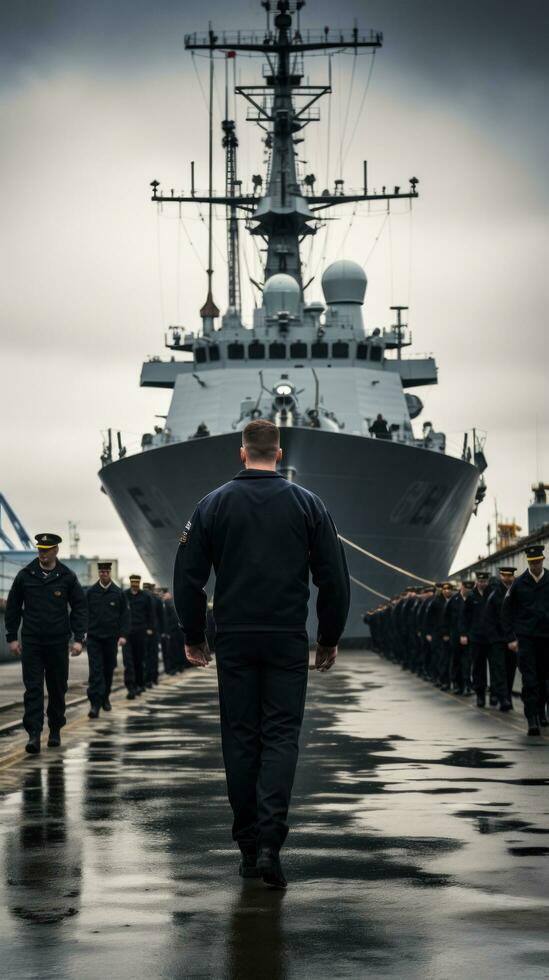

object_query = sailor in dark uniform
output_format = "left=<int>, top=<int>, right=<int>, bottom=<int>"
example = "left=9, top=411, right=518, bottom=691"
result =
left=443, top=579, right=474, bottom=695
left=484, top=566, right=516, bottom=712
left=123, top=575, right=154, bottom=699
left=5, top=533, right=87, bottom=754
left=459, top=570, right=497, bottom=707
left=85, top=562, right=131, bottom=718
left=143, top=582, right=163, bottom=687
left=502, top=545, right=549, bottom=735
left=174, top=419, right=350, bottom=889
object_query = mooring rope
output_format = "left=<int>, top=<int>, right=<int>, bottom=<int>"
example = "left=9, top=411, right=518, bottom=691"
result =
left=339, top=534, right=435, bottom=587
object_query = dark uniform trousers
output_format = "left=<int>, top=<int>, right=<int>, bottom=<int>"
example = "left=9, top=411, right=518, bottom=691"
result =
left=123, top=631, right=146, bottom=692
left=471, top=641, right=490, bottom=695
left=22, top=640, right=69, bottom=734
left=517, top=636, right=549, bottom=720
left=144, top=632, right=160, bottom=685
left=215, top=631, right=309, bottom=854
left=87, top=636, right=118, bottom=706
left=490, top=642, right=516, bottom=703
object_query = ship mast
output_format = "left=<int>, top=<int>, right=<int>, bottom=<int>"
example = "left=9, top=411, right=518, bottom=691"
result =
left=222, top=53, right=242, bottom=317
left=151, top=1, right=419, bottom=304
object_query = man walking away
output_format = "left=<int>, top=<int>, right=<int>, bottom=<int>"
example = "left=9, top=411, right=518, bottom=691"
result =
left=86, top=562, right=131, bottom=718
left=174, top=420, right=350, bottom=888
left=5, top=533, right=87, bottom=754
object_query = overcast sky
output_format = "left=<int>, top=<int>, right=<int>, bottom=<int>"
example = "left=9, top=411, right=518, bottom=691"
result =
left=1, top=0, right=548, bottom=585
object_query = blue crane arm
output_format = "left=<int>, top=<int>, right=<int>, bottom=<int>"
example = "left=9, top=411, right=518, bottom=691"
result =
left=0, top=495, right=33, bottom=549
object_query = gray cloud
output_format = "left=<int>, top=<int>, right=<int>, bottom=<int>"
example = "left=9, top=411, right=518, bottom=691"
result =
left=0, top=0, right=548, bottom=579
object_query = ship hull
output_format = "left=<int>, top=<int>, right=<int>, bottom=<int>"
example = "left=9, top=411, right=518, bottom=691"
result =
left=99, top=430, right=479, bottom=642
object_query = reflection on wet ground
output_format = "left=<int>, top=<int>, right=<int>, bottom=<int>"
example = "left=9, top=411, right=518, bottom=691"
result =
left=0, top=653, right=548, bottom=979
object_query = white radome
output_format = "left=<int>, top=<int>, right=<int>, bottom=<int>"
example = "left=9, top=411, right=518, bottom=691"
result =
left=263, top=273, right=301, bottom=317
left=322, top=260, right=367, bottom=305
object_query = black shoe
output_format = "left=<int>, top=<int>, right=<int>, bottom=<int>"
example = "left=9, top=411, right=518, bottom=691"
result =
left=25, top=732, right=41, bottom=755
left=126, top=690, right=136, bottom=700
left=145, top=683, right=153, bottom=690
left=239, top=853, right=261, bottom=879
left=499, top=700, right=512, bottom=712
left=137, top=687, right=145, bottom=695
left=440, top=683, right=450, bottom=692
left=102, top=697, right=112, bottom=712
left=489, top=695, right=498, bottom=707
left=464, top=686, right=474, bottom=696
left=47, top=730, right=61, bottom=748
left=527, top=717, right=541, bottom=736
left=88, top=705, right=100, bottom=719
left=256, top=847, right=287, bottom=889
left=476, top=695, right=486, bottom=708
left=453, top=688, right=464, bottom=696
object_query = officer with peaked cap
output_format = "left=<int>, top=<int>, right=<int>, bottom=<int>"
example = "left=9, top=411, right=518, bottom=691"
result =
left=5, top=533, right=87, bottom=754
left=459, top=571, right=496, bottom=707
left=443, top=579, right=473, bottom=695
left=484, top=566, right=516, bottom=712
left=123, top=575, right=154, bottom=698
left=85, top=562, right=131, bottom=718
left=502, top=544, right=549, bottom=735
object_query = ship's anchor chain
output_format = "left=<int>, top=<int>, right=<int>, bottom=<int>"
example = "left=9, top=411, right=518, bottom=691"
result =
left=338, top=534, right=436, bottom=602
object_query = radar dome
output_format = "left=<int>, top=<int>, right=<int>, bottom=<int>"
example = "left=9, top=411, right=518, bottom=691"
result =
left=321, top=260, right=367, bottom=306
left=263, top=273, right=301, bottom=317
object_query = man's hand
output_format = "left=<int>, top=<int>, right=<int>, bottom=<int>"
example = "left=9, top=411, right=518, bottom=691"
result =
left=460, top=635, right=468, bottom=646
left=508, top=640, right=518, bottom=653
left=426, top=634, right=432, bottom=643
left=9, top=640, right=21, bottom=656
left=71, top=641, right=83, bottom=657
left=118, top=637, right=127, bottom=647
left=146, top=629, right=153, bottom=636
left=315, top=643, right=337, bottom=672
left=443, top=635, right=450, bottom=642
left=185, top=639, right=212, bottom=667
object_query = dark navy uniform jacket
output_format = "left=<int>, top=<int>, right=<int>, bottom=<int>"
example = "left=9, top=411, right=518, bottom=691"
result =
left=442, top=591, right=465, bottom=641
left=459, top=587, right=491, bottom=642
left=502, top=568, right=549, bottom=639
left=124, top=588, right=154, bottom=634
left=5, top=558, right=87, bottom=644
left=86, top=581, right=131, bottom=640
left=173, top=468, right=350, bottom=646
left=484, top=580, right=514, bottom=644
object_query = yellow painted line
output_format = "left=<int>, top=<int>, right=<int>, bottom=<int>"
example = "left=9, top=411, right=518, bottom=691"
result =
left=389, top=657, right=547, bottom=738
left=0, top=671, right=189, bottom=773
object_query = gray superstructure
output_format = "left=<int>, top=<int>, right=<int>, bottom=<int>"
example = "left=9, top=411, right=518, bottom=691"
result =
left=99, top=1, right=487, bottom=640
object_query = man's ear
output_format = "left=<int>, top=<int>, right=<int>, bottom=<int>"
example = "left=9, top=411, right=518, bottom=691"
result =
left=240, top=446, right=246, bottom=463
left=276, top=447, right=283, bottom=462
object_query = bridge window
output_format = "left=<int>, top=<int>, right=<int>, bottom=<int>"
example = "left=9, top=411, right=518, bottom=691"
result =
left=194, top=347, right=207, bottom=364
left=228, top=342, right=245, bottom=360
left=370, top=344, right=382, bottom=362
left=332, top=341, right=349, bottom=359
left=290, top=341, right=307, bottom=358
left=356, top=342, right=368, bottom=360
left=311, top=342, right=328, bottom=358
left=209, top=344, right=220, bottom=362
left=248, top=341, right=265, bottom=360
left=269, top=342, right=286, bottom=359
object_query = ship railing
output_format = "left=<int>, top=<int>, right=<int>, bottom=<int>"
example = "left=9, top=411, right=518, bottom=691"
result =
left=184, top=29, right=382, bottom=49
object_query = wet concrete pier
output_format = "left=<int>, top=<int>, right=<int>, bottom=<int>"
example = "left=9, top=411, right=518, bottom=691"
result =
left=1, top=652, right=548, bottom=979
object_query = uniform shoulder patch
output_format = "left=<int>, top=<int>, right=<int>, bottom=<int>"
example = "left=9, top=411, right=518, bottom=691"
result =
left=179, top=519, right=192, bottom=545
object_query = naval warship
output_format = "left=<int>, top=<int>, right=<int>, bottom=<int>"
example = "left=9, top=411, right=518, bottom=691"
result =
left=99, top=1, right=487, bottom=640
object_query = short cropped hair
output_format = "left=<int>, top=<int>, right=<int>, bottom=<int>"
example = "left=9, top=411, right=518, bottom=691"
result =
left=242, top=419, right=280, bottom=461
